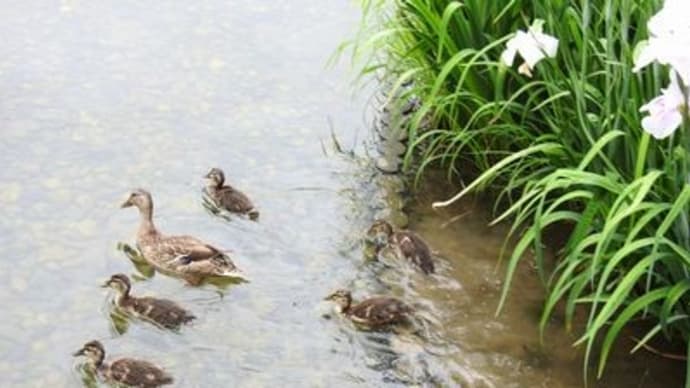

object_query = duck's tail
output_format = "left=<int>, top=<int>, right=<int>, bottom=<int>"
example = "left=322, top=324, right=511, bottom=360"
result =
left=160, top=373, right=174, bottom=386
left=183, top=313, right=197, bottom=324
left=217, top=267, right=250, bottom=282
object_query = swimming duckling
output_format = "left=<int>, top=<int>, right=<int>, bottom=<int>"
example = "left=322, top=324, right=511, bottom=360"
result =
left=103, top=273, right=195, bottom=330
left=367, top=219, right=435, bottom=274
left=204, top=168, right=259, bottom=220
left=73, top=340, right=173, bottom=387
left=324, top=289, right=412, bottom=329
left=121, top=188, right=247, bottom=285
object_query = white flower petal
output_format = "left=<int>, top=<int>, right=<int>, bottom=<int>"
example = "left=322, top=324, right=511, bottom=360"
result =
left=668, top=56, right=690, bottom=86
left=517, top=38, right=546, bottom=68
left=641, top=111, right=682, bottom=139
left=534, top=32, right=559, bottom=58
left=500, top=46, right=517, bottom=67
left=648, top=1, right=690, bottom=39
left=633, top=43, right=658, bottom=73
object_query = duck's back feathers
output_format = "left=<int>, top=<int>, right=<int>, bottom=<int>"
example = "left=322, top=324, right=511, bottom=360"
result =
left=392, top=231, right=435, bottom=274
left=124, top=296, right=195, bottom=330
left=137, top=232, right=243, bottom=279
left=106, top=358, right=173, bottom=387
left=348, top=296, right=412, bottom=327
left=156, top=235, right=221, bottom=262
left=208, top=185, right=259, bottom=219
left=215, top=186, right=255, bottom=213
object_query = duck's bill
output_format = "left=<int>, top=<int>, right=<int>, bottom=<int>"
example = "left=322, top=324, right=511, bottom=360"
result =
left=72, top=348, right=85, bottom=357
left=120, top=199, right=132, bottom=208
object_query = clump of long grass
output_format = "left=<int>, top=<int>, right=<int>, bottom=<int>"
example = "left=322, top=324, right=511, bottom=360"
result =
left=347, top=0, right=690, bottom=384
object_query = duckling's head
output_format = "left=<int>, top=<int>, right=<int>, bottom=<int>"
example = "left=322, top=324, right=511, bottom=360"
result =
left=73, top=340, right=106, bottom=367
left=120, top=189, right=153, bottom=213
left=324, top=289, right=353, bottom=312
left=367, top=219, right=394, bottom=246
left=204, top=168, right=225, bottom=188
left=102, top=273, right=131, bottom=296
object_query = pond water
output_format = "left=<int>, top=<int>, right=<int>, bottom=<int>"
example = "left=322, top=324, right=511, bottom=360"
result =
left=0, top=1, right=684, bottom=387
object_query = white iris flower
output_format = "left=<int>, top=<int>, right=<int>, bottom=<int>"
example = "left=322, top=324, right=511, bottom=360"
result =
left=634, top=0, right=690, bottom=85
left=639, top=71, right=688, bottom=139
left=501, top=19, right=559, bottom=77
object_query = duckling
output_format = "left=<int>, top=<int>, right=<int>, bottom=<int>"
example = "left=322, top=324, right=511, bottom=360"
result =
left=367, top=219, right=435, bottom=274
left=73, top=340, right=173, bottom=387
left=121, top=188, right=247, bottom=284
left=103, top=273, right=195, bottom=330
left=324, top=289, right=412, bottom=329
left=204, top=168, right=259, bottom=220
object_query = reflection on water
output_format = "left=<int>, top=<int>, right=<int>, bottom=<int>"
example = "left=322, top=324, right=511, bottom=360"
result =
left=0, top=1, right=683, bottom=387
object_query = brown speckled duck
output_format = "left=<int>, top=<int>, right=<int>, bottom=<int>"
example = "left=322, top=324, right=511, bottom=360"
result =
left=103, top=274, right=195, bottom=330
left=121, top=188, right=247, bottom=285
left=367, top=219, right=435, bottom=274
left=204, top=168, right=259, bottom=220
left=324, top=289, right=412, bottom=329
left=73, top=340, right=173, bottom=388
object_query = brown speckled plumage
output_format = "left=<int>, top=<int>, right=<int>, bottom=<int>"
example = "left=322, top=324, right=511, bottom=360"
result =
left=204, top=168, right=259, bottom=220
left=367, top=219, right=435, bottom=274
left=104, top=274, right=195, bottom=330
left=74, top=340, right=173, bottom=388
left=325, top=289, right=412, bottom=328
left=121, top=189, right=246, bottom=284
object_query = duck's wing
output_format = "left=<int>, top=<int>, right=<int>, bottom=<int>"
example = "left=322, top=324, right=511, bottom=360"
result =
left=216, top=186, right=256, bottom=214
left=348, top=297, right=411, bottom=326
left=161, top=235, right=222, bottom=263
left=156, top=235, right=245, bottom=280
left=131, top=297, right=195, bottom=329
left=183, top=254, right=241, bottom=276
left=109, top=358, right=173, bottom=387
left=394, top=231, right=435, bottom=274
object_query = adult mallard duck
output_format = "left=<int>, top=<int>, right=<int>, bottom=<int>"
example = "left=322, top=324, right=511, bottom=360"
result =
left=103, top=273, right=195, bottom=330
left=367, top=219, right=435, bottom=274
left=120, top=188, right=247, bottom=284
left=73, top=340, right=173, bottom=387
left=324, top=289, right=412, bottom=329
left=204, top=168, right=259, bottom=220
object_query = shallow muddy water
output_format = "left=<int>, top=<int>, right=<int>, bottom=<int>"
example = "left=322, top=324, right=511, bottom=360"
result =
left=0, top=1, right=684, bottom=387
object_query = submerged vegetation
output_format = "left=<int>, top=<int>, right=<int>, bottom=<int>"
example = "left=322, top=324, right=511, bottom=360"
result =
left=348, top=0, right=690, bottom=384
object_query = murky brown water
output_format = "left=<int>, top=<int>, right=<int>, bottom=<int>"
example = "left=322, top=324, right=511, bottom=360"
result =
left=408, top=174, right=685, bottom=387
left=0, top=1, right=684, bottom=387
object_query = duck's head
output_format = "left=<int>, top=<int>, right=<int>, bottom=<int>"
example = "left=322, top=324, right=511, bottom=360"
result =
left=204, top=168, right=225, bottom=187
left=102, top=273, right=131, bottom=296
left=73, top=340, right=106, bottom=367
left=120, top=189, right=153, bottom=212
left=367, top=219, right=394, bottom=246
left=324, top=289, right=352, bottom=312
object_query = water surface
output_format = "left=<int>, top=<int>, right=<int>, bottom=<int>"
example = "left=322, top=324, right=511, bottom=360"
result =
left=0, top=1, right=683, bottom=387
